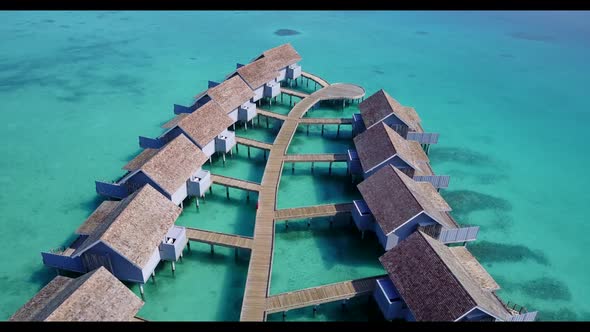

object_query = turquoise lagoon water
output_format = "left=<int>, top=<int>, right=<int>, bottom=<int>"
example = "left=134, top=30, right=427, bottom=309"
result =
left=1, top=11, right=589, bottom=321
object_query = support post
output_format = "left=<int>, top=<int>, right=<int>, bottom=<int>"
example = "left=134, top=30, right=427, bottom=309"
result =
left=236, top=143, right=239, bottom=153
left=244, top=121, right=248, bottom=131
left=321, top=124, right=324, bottom=136
left=226, top=186, right=229, bottom=199
left=209, top=186, right=213, bottom=194
left=361, top=230, right=365, bottom=240
left=337, top=125, right=340, bottom=136
left=187, top=241, right=191, bottom=252
left=151, top=270, right=156, bottom=283
left=248, top=146, right=251, bottom=158
left=171, top=261, right=176, bottom=275
left=307, top=218, right=311, bottom=228
left=247, top=191, right=250, bottom=202
left=329, top=162, right=333, bottom=175
left=235, top=247, right=239, bottom=260
left=139, top=284, right=144, bottom=299
left=285, top=220, right=289, bottom=229
left=263, top=149, right=267, bottom=160
left=306, top=124, right=309, bottom=136
left=311, top=162, right=314, bottom=173
left=266, top=116, right=269, bottom=128
left=222, top=153, right=226, bottom=165
left=292, top=162, right=295, bottom=174
left=210, top=244, right=214, bottom=254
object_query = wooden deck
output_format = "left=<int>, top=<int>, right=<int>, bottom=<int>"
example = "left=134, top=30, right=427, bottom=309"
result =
left=274, top=203, right=354, bottom=221
left=210, top=174, right=261, bottom=192
left=299, top=118, right=352, bottom=125
left=186, top=227, right=253, bottom=250
left=284, top=153, right=348, bottom=163
left=301, top=71, right=330, bottom=88
left=265, top=275, right=383, bottom=314
left=280, top=87, right=310, bottom=99
left=236, top=136, right=273, bottom=151
left=257, top=108, right=288, bottom=121
left=240, top=80, right=366, bottom=322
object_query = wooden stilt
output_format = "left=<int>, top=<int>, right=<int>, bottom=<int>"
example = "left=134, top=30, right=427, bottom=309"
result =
left=290, top=95, right=293, bottom=106
left=307, top=218, right=311, bottom=228
left=236, top=143, right=239, bottom=153
left=311, top=162, right=314, bottom=173
left=306, top=124, right=309, bottom=136
left=248, top=146, right=251, bottom=158
left=222, top=153, right=226, bottom=165
left=244, top=121, right=248, bottom=131
left=285, top=220, right=289, bottom=229
left=232, top=123, right=236, bottom=131
left=187, top=241, right=191, bottom=252
left=321, top=124, right=324, bottom=136
left=209, top=156, right=212, bottom=165
left=196, top=197, right=199, bottom=210
left=210, top=244, right=214, bottom=254
left=209, top=186, right=213, bottom=194
left=329, top=162, right=333, bottom=175
left=151, top=270, right=156, bottom=283
left=292, top=162, right=295, bottom=173
left=226, top=186, right=229, bottom=199
left=247, top=191, right=250, bottom=202
left=235, top=247, right=239, bottom=260
left=139, top=284, right=144, bottom=298
left=266, top=116, right=269, bottom=128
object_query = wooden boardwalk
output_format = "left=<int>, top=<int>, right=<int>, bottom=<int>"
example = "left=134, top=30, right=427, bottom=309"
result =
left=265, top=275, right=383, bottom=314
left=284, top=153, right=348, bottom=163
left=257, top=108, right=288, bottom=121
left=301, top=71, right=330, bottom=88
left=211, top=174, right=261, bottom=192
left=274, top=203, right=354, bottom=221
left=299, top=118, right=352, bottom=125
left=236, top=136, right=273, bottom=151
left=280, top=87, right=310, bottom=99
left=240, top=81, right=366, bottom=322
left=186, top=227, right=253, bottom=250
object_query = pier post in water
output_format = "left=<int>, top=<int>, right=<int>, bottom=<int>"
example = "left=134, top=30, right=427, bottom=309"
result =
left=210, top=244, right=215, bottom=254
left=139, top=284, right=144, bottom=299
left=187, top=241, right=191, bottom=252
left=248, top=146, right=251, bottom=158
left=226, top=186, right=230, bottom=199
left=151, top=270, right=156, bottom=283
left=171, top=261, right=176, bottom=275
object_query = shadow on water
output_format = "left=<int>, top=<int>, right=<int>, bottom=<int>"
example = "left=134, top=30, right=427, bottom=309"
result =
left=469, top=240, right=549, bottom=266
left=442, top=189, right=512, bottom=220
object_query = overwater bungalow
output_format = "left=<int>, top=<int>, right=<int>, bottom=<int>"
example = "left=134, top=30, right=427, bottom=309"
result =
left=252, top=43, right=302, bottom=84
left=348, top=122, right=450, bottom=188
left=175, top=76, right=256, bottom=128
left=96, top=133, right=210, bottom=205
left=373, top=231, right=537, bottom=322
left=352, top=89, right=439, bottom=148
left=41, top=184, right=187, bottom=293
left=155, top=101, right=236, bottom=161
left=353, top=165, right=478, bottom=250
left=227, top=56, right=282, bottom=103
left=10, top=266, right=144, bottom=322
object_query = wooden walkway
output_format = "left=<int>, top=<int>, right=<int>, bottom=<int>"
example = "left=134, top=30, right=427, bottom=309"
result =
left=236, top=136, right=273, bottom=151
left=210, top=174, right=261, bottom=192
left=280, top=87, right=310, bottom=99
left=301, top=71, right=330, bottom=88
left=284, top=154, right=348, bottom=163
left=299, top=118, right=352, bottom=125
left=186, top=227, right=253, bottom=250
left=257, top=108, right=288, bottom=121
left=265, top=275, right=383, bottom=314
left=274, top=203, right=354, bottom=221
left=240, top=81, right=366, bottom=322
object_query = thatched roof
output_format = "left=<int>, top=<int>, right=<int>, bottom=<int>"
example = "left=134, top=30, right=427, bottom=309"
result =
left=360, top=90, right=422, bottom=131
left=260, top=43, right=302, bottom=70
left=357, top=165, right=453, bottom=234
left=353, top=122, right=429, bottom=174
left=123, top=134, right=208, bottom=195
left=73, top=184, right=181, bottom=269
left=236, top=57, right=280, bottom=90
left=208, top=76, right=253, bottom=114
left=10, top=267, right=143, bottom=321
left=379, top=232, right=510, bottom=321
left=161, top=113, right=189, bottom=129
left=175, top=101, right=234, bottom=147
left=76, top=201, right=120, bottom=235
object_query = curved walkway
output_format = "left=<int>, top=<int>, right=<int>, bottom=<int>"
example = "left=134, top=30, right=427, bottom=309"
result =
left=240, top=82, right=365, bottom=321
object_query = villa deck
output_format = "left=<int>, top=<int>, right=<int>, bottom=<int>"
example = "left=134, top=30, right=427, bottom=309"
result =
left=283, top=153, right=348, bottom=163
left=210, top=174, right=262, bottom=192
left=274, top=203, right=354, bottom=221
left=236, top=136, right=273, bottom=151
left=265, top=275, right=384, bottom=314
left=240, top=82, right=366, bottom=322
left=185, top=227, right=253, bottom=250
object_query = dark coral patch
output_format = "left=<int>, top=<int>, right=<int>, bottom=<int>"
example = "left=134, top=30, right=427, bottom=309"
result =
left=274, top=29, right=301, bottom=36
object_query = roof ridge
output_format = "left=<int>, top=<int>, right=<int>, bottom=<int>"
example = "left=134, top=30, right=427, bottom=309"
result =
left=418, top=232, right=482, bottom=319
